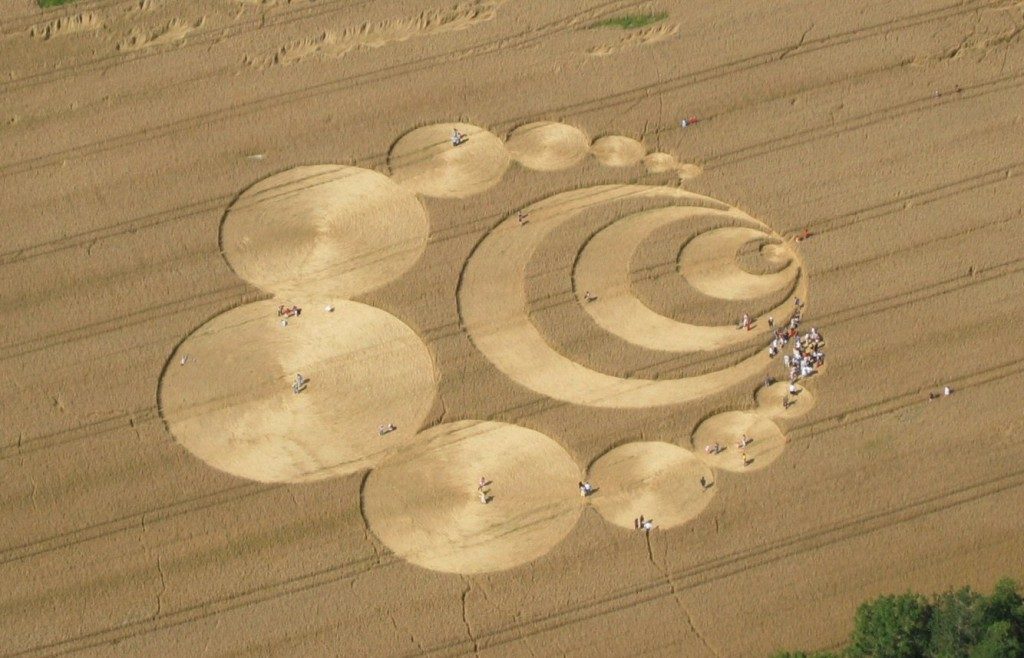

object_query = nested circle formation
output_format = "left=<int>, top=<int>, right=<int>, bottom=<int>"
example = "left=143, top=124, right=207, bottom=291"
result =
left=158, top=121, right=821, bottom=574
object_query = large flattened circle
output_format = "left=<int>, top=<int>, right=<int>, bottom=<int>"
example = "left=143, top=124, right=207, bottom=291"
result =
left=692, top=411, right=786, bottom=472
left=362, top=420, right=582, bottom=574
left=588, top=442, right=714, bottom=530
left=388, top=123, right=510, bottom=198
left=159, top=300, right=436, bottom=483
left=506, top=122, right=590, bottom=171
left=220, top=165, right=429, bottom=299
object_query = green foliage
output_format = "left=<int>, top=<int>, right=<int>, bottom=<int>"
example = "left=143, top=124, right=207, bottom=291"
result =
left=589, top=12, right=667, bottom=30
left=969, top=621, right=1023, bottom=658
left=38, top=0, right=76, bottom=7
left=979, top=578, right=1024, bottom=632
left=928, top=587, right=985, bottom=658
left=774, top=579, right=1024, bottom=658
left=849, top=593, right=932, bottom=658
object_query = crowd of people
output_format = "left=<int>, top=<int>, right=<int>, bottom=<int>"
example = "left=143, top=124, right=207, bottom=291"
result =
left=763, top=299, right=826, bottom=385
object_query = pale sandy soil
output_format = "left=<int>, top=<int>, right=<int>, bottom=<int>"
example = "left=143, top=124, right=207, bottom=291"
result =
left=2, top=0, right=1024, bottom=656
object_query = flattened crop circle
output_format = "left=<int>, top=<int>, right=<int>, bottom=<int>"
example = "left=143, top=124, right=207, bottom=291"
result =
left=160, top=300, right=437, bottom=483
left=362, top=420, right=582, bottom=574
left=221, top=165, right=429, bottom=299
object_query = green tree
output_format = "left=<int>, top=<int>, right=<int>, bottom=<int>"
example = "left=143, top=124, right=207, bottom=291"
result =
left=928, top=587, right=985, bottom=658
left=969, top=621, right=1023, bottom=658
left=848, top=593, right=931, bottom=658
left=978, top=578, right=1024, bottom=638
left=771, top=579, right=1024, bottom=658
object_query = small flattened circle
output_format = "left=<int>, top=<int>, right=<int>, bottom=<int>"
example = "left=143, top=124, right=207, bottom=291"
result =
left=220, top=165, right=429, bottom=299
left=588, top=442, right=715, bottom=530
left=676, top=163, right=703, bottom=180
left=755, top=382, right=815, bottom=419
left=642, top=152, right=678, bottom=173
left=159, top=300, right=437, bottom=483
left=692, top=411, right=786, bottom=472
left=591, top=135, right=646, bottom=167
left=506, top=121, right=591, bottom=171
left=362, top=420, right=582, bottom=574
left=388, top=123, right=510, bottom=198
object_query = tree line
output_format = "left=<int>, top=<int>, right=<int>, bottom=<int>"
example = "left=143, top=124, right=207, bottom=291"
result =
left=773, top=578, right=1023, bottom=658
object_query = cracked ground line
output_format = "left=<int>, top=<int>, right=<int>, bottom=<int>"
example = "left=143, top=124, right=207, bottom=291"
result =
left=383, top=604, right=422, bottom=654
left=360, top=511, right=384, bottom=565
left=436, top=390, right=449, bottom=425
left=647, top=47, right=665, bottom=152
left=680, top=601, right=720, bottom=658
left=779, top=23, right=815, bottom=60
left=651, top=534, right=721, bottom=657
left=154, top=556, right=167, bottom=618
left=459, top=577, right=481, bottom=656
left=26, top=471, right=39, bottom=510
left=139, top=513, right=166, bottom=621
